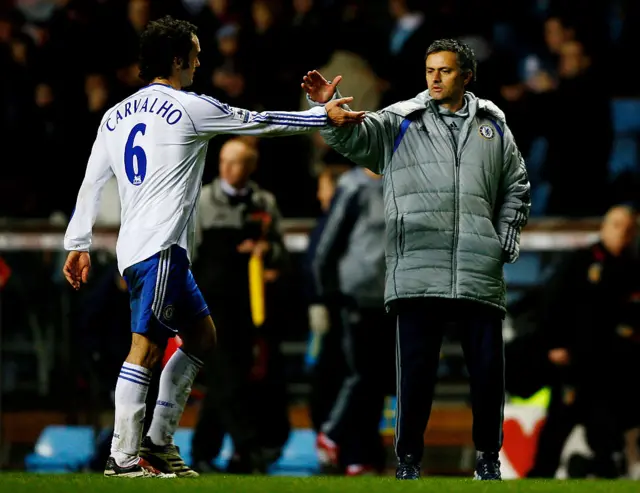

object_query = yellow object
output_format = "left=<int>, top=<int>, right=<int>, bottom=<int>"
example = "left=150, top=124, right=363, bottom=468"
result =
left=249, top=253, right=265, bottom=327
left=510, top=387, right=551, bottom=408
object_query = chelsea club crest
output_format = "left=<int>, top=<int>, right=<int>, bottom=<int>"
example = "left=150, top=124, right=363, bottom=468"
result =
left=478, top=124, right=494, bottom=140
left=163, top=305, right=174, bottom=321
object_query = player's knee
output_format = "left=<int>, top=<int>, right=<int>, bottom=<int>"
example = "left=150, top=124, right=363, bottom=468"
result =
left=127, top=333, right=164, bottom=369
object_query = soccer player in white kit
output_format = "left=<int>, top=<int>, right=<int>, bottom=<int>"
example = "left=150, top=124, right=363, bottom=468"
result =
left=62, top=16, right=364, bottom=478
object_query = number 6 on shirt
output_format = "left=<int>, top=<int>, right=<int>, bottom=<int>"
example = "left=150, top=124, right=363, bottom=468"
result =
left=125, top=123, right=147, bottom=186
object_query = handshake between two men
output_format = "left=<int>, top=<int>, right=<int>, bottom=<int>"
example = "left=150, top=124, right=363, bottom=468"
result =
left=301, top=70, right=365, bottom=128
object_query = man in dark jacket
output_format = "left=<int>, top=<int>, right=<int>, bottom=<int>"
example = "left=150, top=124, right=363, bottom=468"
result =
left=528, top=205, right=639, bottom=478
left=312, top=166, right=394, bottom=475
left=191, top=137, right=288, bottom=473
left=305, top=165, right=350, bottom=436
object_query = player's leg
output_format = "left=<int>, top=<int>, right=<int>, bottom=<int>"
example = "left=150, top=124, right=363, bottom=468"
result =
left=106, top=333, right=172, bottom=478
left=394, top=299, right=447, bottom=480
left=106, top=251, right=178, bottom=478
left=142, top=254, right=215, bottom=477
left=459, top=303, right=505, bottom=481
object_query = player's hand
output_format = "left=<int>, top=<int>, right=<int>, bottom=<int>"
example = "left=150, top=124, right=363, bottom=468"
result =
left=548, top=348, right=570, bottom=365
left=301, top=70, right=341, bottom=104
left=63, top=251, right=91, bottom=290
left=326, top=97, right=365, bottom=127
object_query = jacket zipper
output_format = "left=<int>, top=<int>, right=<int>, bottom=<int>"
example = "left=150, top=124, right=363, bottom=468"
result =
left=433, top=113, right=461, bottom=298
left=399, top=214, right=405, bottom=255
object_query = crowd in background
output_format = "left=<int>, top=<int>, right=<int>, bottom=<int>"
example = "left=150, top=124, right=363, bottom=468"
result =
left=2, top=0, right=640, bottom=478
left=1, top=0, right=639, bottom=219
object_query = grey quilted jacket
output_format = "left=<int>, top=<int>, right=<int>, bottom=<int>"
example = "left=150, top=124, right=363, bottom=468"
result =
left=310, top=90, right=531, bottom=311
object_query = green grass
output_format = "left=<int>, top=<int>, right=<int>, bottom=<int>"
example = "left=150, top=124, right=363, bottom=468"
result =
left=0, top=474, right=638, bottom=493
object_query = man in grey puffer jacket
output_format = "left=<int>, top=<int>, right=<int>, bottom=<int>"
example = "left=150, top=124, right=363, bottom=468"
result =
left=302, top=38, right=531, bottom=480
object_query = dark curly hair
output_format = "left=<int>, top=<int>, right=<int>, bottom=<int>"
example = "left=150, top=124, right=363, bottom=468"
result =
left=426, top=38, right=477, bottom=82
left=138, top=16, right=198, bottom=83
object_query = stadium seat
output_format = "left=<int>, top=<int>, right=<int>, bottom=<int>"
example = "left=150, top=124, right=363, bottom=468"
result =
left=612, top=99, right=640, bottom=134
left=173, top=427, right=318, bottom=475
left=268, top=429, right=319, bottom=475
left=24, top=425, right=95, bottom=473
left=609, top=136, right=638, bottom=179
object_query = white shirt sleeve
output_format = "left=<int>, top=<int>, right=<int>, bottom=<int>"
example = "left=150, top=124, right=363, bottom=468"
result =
left=64, top=129, right=114, bottom=251
left=186, top=94, right=328, bottom=138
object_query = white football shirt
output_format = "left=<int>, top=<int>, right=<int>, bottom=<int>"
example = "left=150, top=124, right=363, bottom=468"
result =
left=64, top=83, right=328, bottom=274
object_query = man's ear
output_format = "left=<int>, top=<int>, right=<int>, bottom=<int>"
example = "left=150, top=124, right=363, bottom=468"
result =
left=463, top=71, right=473, bottom=87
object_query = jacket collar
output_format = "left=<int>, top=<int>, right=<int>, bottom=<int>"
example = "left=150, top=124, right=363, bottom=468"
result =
left=382, top=90, right=506, bottom=123
left=210, top=178, right=260, bottom=204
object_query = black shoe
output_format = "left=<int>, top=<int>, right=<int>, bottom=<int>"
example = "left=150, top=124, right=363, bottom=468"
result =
left=474, top=451, right=502, bottom=480
left=396, top=454, right=420, bottom=480
left=139, top=436, right=199, bottom=477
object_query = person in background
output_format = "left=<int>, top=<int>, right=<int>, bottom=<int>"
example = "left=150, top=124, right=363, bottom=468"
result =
left=527, top=205, right=640, bottom=478
left=305, top=164, right=350, bottom=438
left=191, top=136, right=288, bottom=474
left=313, top=165, right=394, bottom=475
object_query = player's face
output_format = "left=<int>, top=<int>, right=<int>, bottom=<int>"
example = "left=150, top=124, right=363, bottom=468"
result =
left=601, top=208, right=637, bottom=257
left=426, top=51, right=469, bottom=103
left=180, top=34, right=201, bottom=88
left=219, top=141, right=254, bottom=188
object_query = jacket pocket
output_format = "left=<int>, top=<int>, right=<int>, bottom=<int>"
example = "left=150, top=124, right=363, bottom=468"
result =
left=398, top=215, right=405, bottom=255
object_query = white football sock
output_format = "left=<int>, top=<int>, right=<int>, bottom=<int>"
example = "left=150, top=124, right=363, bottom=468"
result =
left=111, top=363, right=152, bottom=468
left=147, top=348, right=203, bottom=446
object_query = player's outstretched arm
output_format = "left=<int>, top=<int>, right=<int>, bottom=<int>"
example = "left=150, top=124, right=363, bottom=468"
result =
left=63, top=129, right=113, bottom=288
left=302, top=70, right=393, bottom=174
left=186, top=93, right=364, bottom=139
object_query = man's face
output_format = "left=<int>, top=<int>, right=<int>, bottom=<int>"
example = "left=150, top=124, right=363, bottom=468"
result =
left=219, top=141, right=255, bottom=188
left=426, top=51, right=468, bottom=103
left=601, top=207, right=637, bottom=257
left=544, top=17, right=569, bottom=54
left=180, top=34, right=201, bottom=88
left=558, top=40, right=587, bottom=78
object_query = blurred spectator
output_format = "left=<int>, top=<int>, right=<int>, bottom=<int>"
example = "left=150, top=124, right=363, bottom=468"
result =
left=1, top=0, right=636, bottom=219
left=191, top=137, right=288, bottom=474
left=313, top=166, right=394, bottom=475
left=210, top=23, right=250, bottom=108
left=514, top=205, right=640, bottom=478
left=531, top=37, right=612, bottom=217
left=374, top=0, right=433, bottom=107
left=304, top=164, right=350, bottom=437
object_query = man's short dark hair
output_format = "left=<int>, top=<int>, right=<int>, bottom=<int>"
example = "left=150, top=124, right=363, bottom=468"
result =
left=138, top=16, right=197, bottom=83
left=426, top=38, right=477, bottom=82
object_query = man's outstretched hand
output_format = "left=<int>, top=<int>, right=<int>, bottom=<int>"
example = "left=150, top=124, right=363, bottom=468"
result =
left=325, top=97, right=365, bottom=127
left=63, top=250, right=91, bottom=290
left=302, top=70, right=340, bottom=104
left=302, top=70, right=364, bottom=126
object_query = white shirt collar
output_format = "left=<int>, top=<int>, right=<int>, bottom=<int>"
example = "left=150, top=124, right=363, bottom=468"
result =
left=220, top=179, right=250, bottom=197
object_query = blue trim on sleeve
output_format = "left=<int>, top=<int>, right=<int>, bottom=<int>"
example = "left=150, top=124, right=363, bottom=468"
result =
left=487, top=118, right=504, bottom=139
left=393, top=118, right=412, bottom=153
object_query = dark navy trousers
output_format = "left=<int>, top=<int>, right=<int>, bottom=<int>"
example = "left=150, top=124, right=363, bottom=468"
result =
left=393, top=298, right=506, bottom=461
